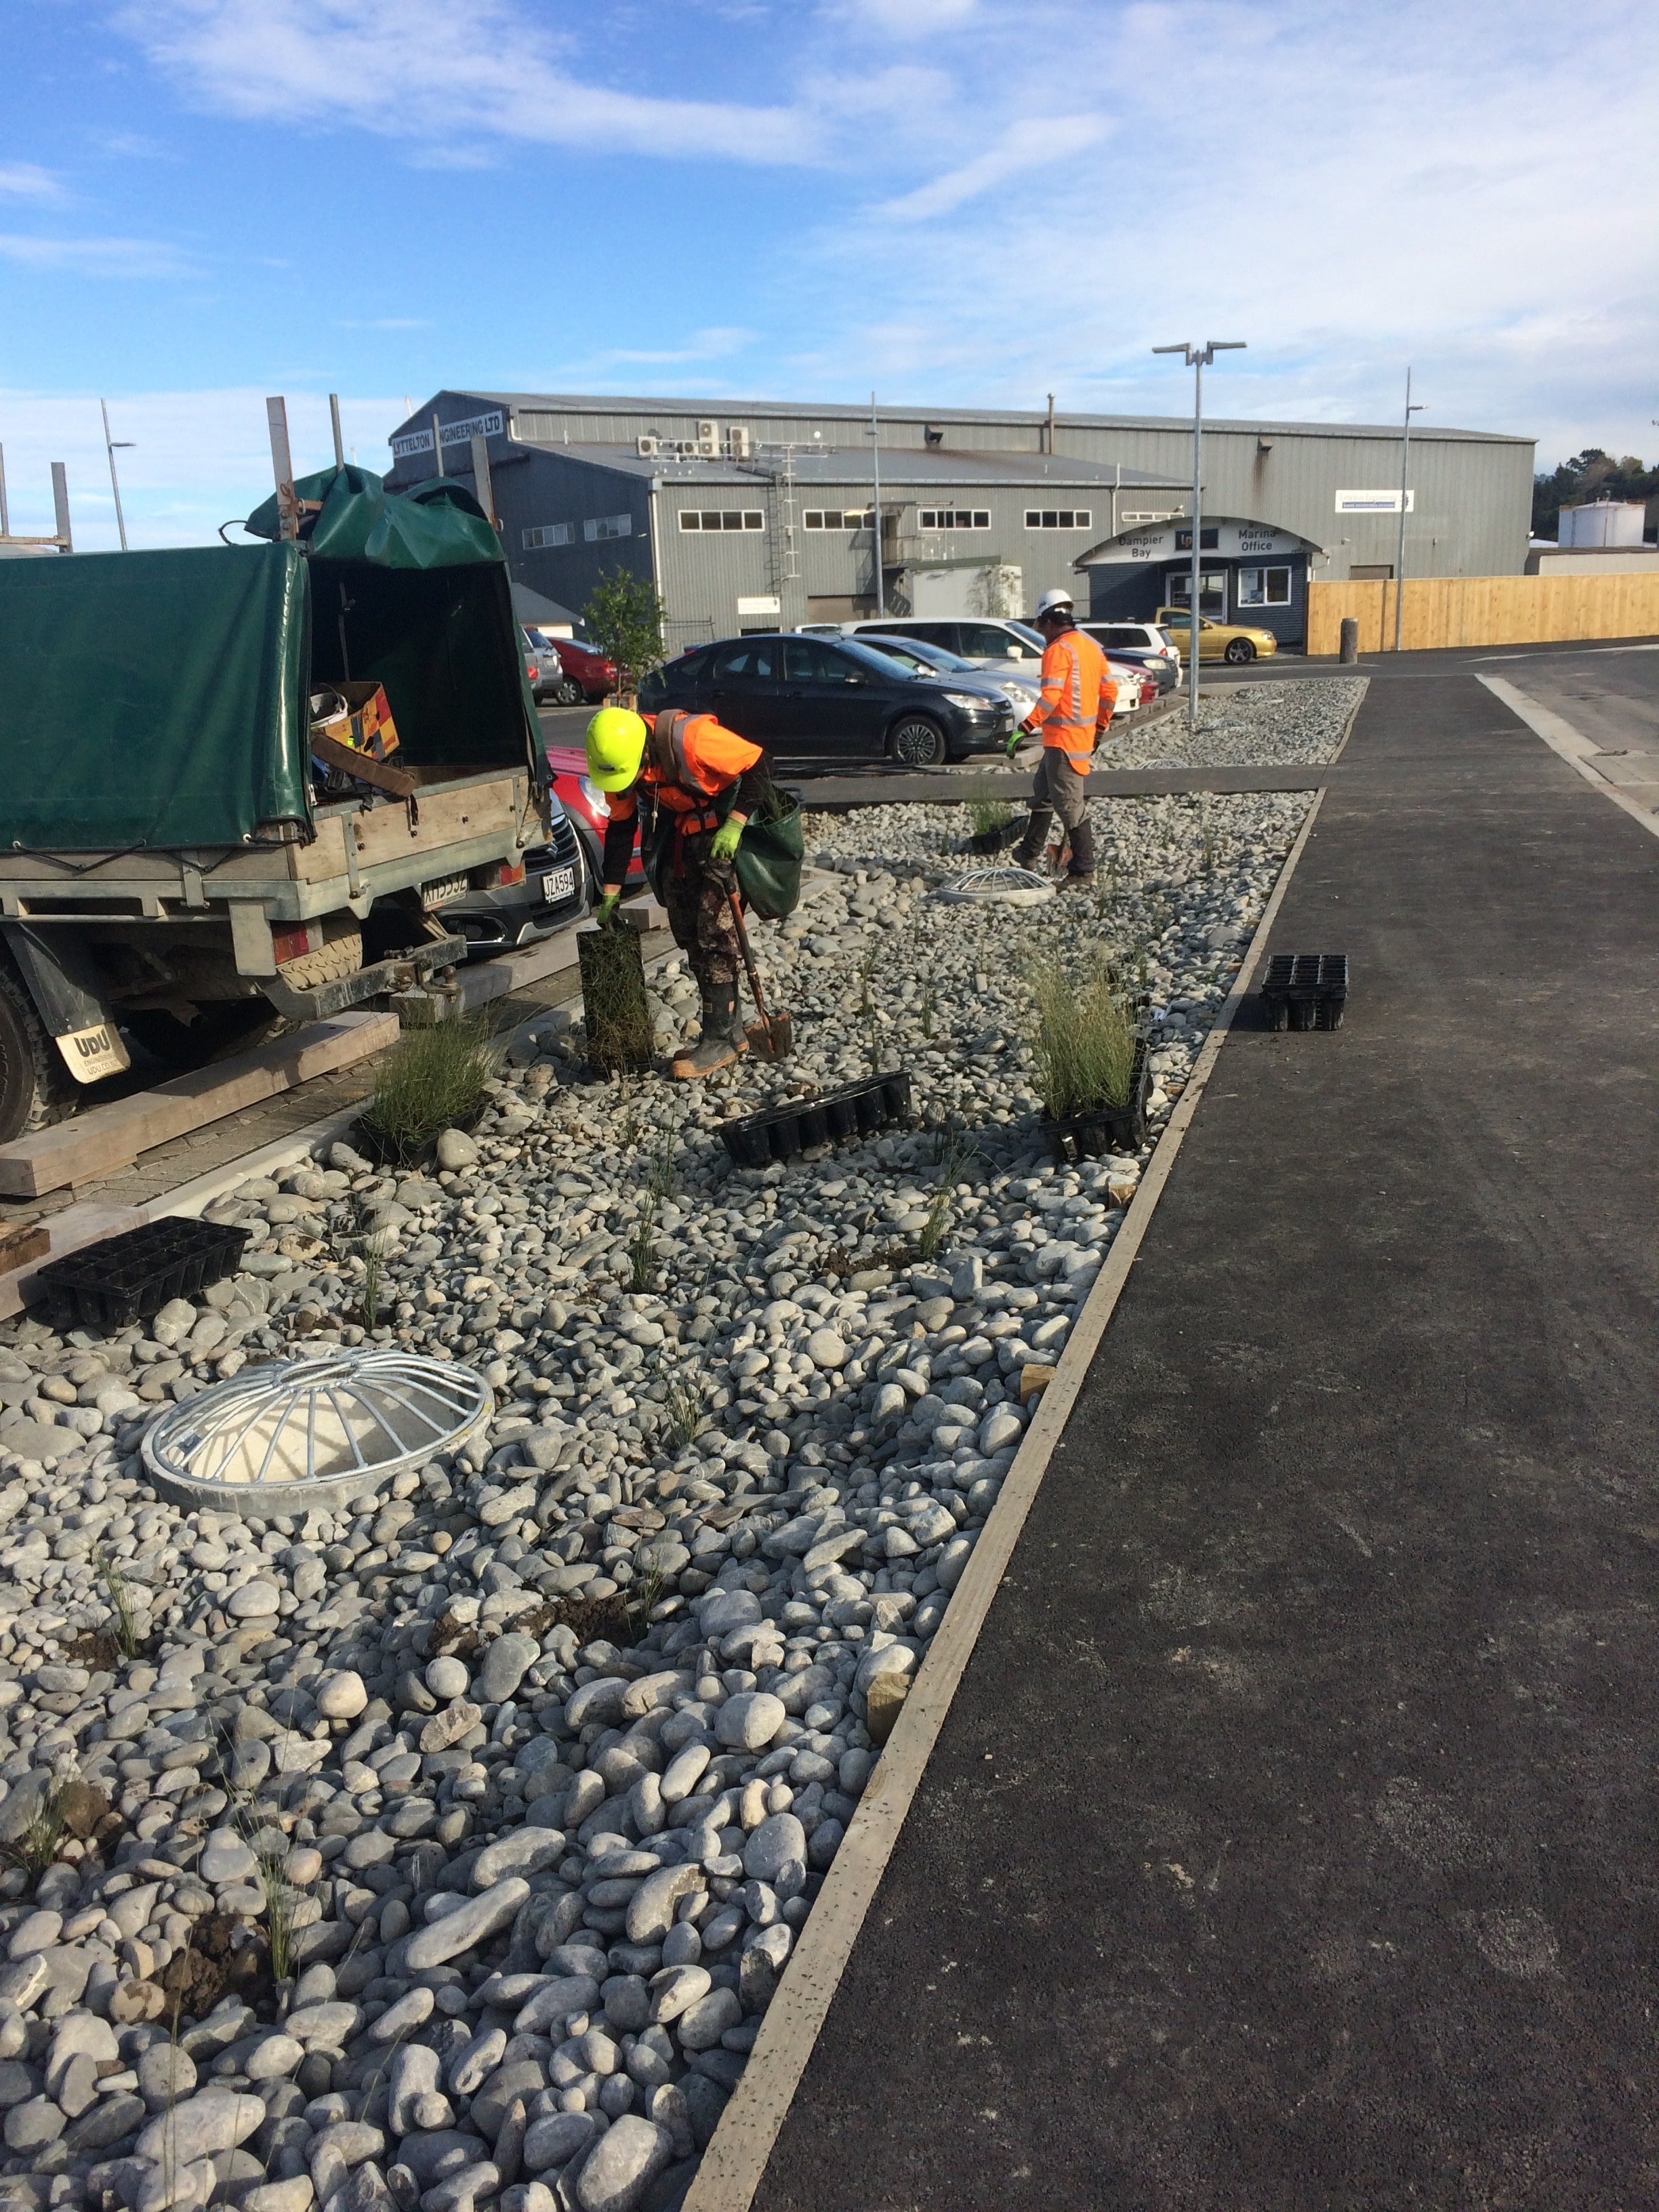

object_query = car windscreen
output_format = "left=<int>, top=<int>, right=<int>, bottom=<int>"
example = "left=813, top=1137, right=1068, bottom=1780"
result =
left=1006, top=621, right=1046, bottom=649
left=859, top=634, right=968, bottom=672
left=840, top=638, right=923, bottom=679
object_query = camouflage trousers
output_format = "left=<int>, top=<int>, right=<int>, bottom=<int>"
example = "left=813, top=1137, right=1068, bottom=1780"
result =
left=661, top=832, right=741, bottom=989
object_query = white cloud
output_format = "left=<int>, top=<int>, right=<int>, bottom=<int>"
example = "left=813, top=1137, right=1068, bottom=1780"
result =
left=882, top=114, right=1107, bottom=220
left=0, top=234, right=192, bottom=278
left=0, top=163, right=62, bottom=200
left=123, top=0, right=821, bottom=165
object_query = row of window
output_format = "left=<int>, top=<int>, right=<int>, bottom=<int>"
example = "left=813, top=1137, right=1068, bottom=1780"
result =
left=680, top=510, right=766, bottom=532
left=917, top=508, right=991, bottom=531
left=523, top=514, right=633, bottom=550
left=1025, top=509, right=1092, bottom=531
left=802, top=509, right=872, bottom=531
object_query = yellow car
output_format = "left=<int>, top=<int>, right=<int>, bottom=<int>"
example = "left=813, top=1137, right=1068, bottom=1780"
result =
left=1154, top=609, right=1278, bottom=665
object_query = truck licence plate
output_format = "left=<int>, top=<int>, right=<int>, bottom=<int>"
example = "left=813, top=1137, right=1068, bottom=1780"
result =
left=539, top=865, right=577, bottom=903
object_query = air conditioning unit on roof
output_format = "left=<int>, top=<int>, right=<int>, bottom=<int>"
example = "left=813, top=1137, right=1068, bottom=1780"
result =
left=695, top=418, right=720, bottom=457
left=637, top=435, right=661, bottom=457
left=726, top=426, right=751, bottom=460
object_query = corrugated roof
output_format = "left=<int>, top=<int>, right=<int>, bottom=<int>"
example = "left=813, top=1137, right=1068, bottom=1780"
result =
left=403, top=388, right=1532, bottom=448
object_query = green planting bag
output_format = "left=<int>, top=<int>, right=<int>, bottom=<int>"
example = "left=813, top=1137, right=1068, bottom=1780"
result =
left=734, top=783, right=804, bottom=920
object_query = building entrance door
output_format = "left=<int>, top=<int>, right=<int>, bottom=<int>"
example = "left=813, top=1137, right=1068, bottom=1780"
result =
left=1165, top=568, right=1228, bottom=618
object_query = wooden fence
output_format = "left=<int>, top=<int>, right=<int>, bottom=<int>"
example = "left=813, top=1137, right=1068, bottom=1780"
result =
left=1306, top=573, right=1659, bottom=656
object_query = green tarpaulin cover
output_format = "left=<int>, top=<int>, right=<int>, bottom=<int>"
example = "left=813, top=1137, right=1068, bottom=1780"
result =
left=0, top=541, right=310, bottom=851
left=0, top=467, right=541, bottom=853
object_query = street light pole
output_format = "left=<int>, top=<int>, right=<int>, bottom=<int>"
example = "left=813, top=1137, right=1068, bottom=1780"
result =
left=868, top=392, right=884, bottom=619
left=1153, top=339, right=1246, bottom=731
left=100, top=398, right=134, bottom=552
left=1393, top=368, right=1424, bottom=652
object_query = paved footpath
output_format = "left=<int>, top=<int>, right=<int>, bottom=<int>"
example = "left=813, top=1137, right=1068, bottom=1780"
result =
left=746, top=655, right=1659, bottom=2209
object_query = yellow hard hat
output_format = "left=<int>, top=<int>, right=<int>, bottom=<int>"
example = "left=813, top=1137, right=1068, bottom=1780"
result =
left=585, top=706, right=647, bottom=792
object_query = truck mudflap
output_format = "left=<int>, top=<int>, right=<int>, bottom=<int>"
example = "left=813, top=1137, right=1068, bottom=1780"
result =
left=260, top=930, right=468, bottom=1023
left=0, top=921, right=132, bottom=1085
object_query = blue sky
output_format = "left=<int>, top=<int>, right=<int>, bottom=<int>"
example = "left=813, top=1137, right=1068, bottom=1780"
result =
left=3, top=0, right=1656, bottom=549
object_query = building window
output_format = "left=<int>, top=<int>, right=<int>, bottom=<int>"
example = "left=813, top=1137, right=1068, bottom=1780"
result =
left=1024, top=508, right=1092, bottom=530
left=1235, top=565, right=1292, bottom=607
left=679, top=510, right=765, bottom=532
left=523, top=523, right=573, bottom=550
left=801, top=509, right=872, bottom=531
left=583, top=513, right=633, bottom=542
left=1174, top=527, right=1220, bottom=551
left=917, top=508, right=991, bottom=531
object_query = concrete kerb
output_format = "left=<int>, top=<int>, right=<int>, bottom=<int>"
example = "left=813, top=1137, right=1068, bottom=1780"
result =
left=682, top=784, right=1331, bottom=2212
left=1477, top=673, right=1659, bottom=842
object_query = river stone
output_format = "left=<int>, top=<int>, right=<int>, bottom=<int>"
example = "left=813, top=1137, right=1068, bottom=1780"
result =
left=714, top=1692, right=785, bottom=1752
left=200, top=1830, right=258, bottom=1885
left=227, top=1578, right=281, bottom=1620
left=573, top=2114, right=672, bottom=2212
left=405, top=1878, right=529, bottom=1969
left=136, top=2087, right=264, bottom=2165
left=436, top=1129, right=480, bottom=1171
left=742, top=1814, right=807, bottom=1883
left=316, top=1671, right=368, bottom=1721
left=425, top=1656, right=470, bottom=1700
left=476, top=1634, right=537, bottom=1704
left=624, top=1866, right=705, bottom=1946
left=472, top=1828, right=565, bottom=1888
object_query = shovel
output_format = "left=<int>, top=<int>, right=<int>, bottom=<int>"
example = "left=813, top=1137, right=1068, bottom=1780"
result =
left=727, top=890, right=794, bottom=1059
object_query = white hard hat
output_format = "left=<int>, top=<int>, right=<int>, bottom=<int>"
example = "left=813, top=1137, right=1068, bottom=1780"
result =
left=1034, top=587, right=1075, bottom=618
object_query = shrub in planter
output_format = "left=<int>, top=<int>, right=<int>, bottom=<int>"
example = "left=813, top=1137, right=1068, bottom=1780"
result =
left=1028, top=958, right=1147, bottom=1156
left=357, top=1018, right=499, bottom=1166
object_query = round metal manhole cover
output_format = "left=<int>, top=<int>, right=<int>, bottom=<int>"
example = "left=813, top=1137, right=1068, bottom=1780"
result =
left=140, top=1350, right=494, bottom=1514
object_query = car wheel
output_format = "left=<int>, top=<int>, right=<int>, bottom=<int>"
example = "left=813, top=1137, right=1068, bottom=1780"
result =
left=553, top=677, right=584, bottom=707
left=1224, top=638, right=1256, bottom=665
left=888, top=715, right=947, bottom=768
left=0, top=962, right=79, bottom=1144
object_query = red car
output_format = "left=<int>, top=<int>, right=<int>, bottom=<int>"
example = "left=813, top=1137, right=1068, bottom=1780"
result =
left=532, top=632, right=617, bottom=706
left=546, top=744, right=646, bottom=893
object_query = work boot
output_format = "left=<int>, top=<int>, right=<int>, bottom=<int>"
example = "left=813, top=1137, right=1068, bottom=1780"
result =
left=1015, top=816, right=1051, bottom=872
left=1060, top=817, right=1097, bottom=888
left=670, top=981, right=748, bottom=1080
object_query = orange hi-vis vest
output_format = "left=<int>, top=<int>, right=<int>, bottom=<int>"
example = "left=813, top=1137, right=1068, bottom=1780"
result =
left=609, top=710, right=762, bottom=836
left=1028, top=628, right=1117, bottom=768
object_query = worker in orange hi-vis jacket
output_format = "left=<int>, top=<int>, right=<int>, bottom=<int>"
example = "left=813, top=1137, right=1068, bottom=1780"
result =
left=586, top=704, right=770, bottom=1078
left=1007, top=586, right=1117, bottom=886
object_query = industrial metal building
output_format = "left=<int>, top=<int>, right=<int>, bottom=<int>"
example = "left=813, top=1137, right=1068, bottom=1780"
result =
left=385, top=392, right=1535, bottom=649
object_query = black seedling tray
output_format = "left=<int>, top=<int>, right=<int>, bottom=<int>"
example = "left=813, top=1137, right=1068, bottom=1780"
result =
left=35, top=1217, right=252, bottom=1332
left=720, top=1071, right=912, bottom=1169
left=1261, top=952, right=1348, bottom=1031
left=1046, top=1048, right=1150, bottom=1162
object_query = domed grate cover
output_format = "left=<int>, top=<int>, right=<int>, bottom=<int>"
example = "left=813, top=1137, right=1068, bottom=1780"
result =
left=141, top=1350, right=493, bottom=1503
left=933, top=865, right=1056, bottom=906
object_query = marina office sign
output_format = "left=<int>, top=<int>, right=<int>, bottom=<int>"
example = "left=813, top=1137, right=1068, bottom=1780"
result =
left=1088, top=516, right=1309, bottom=566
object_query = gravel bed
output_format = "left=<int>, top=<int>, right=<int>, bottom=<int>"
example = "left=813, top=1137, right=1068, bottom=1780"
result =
left=0, top=791, right=1307, bottom=2212
left=1103, top=675, right=1366, bottom=769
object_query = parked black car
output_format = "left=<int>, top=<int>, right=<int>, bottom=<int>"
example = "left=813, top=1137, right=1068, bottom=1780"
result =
left=638, top=633, right=1015, bottom=766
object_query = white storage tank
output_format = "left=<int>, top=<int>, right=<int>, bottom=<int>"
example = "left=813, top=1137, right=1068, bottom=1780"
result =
left=1558, top=499, right=1645, bottom=547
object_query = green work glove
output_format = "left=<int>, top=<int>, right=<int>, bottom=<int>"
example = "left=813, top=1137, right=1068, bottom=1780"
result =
left=1005, top=730, right=1026, bottom=758
left=710, top=817, right=743, bottom=865
left=595, top=891, right=621, bottom=928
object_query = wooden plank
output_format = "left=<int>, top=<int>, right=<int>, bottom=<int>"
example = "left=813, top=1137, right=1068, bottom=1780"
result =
left=0, top=1224, right=48, bottom=1277
left=0, top=1010, right=398, bottom=1200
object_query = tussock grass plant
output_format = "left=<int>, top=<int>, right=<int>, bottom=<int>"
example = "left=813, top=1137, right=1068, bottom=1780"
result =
left=93, top=1543, right=143, bottom=1659
left=253, top=1838, right=297, bottom=1982
left=629, top=1197, right=658, bottom=1291
left=1, top=1776, right=69, bottom=1877
left=660, top=1371, right=705, bottom=1449
left=647, top=1122, right=678, bottom=1201
left=360, top=1017, right=498, bottom=1165
left=916, top=1134, right=981, bottom=1261
left=1029, top=958, right=1139, bottom=1121
left=966, top=797, right=1013, bottom=840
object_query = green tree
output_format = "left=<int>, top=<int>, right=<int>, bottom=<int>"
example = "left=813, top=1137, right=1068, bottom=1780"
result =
left=581, top=568, right=667, bottom=701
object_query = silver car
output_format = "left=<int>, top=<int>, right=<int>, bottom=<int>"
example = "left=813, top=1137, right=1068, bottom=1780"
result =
left=522, top=626, right=565, bottom=705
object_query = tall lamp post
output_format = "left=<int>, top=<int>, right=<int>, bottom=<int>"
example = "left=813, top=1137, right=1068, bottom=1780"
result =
left=100, top=398, right=134, bottom=552
left=867, top=392, right=884, bottom=619
left=1393, top=368, right=1423, bottom=651
left=1153, top=339, right=1246, bottom=731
